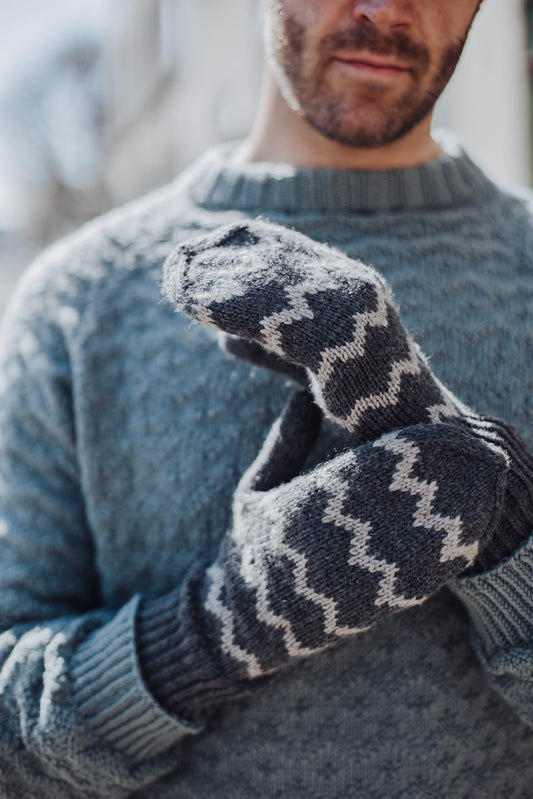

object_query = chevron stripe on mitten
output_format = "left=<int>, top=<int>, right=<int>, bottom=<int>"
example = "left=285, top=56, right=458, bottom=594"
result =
left=137, top=390, right=515, bottom=721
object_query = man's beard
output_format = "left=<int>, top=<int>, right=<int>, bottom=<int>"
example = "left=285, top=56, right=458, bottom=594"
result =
left=266, top=13, right=472, bottom=149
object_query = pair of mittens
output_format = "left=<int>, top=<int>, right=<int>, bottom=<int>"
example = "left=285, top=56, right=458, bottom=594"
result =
left=137, top=220, right=533, bottom=721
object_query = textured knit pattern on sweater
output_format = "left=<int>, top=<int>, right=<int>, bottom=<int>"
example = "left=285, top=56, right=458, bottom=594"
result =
left=1, top=138, right=533, bottom=798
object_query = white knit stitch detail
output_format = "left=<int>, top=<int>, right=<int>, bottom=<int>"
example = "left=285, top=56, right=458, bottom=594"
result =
left=186, top=265, right=252, bottom=328
left=238, top=545, right=326, bottom=670
left=257, top=282, right=429, bottom=434
left=374, top=431, right=479, bottom=565
left=206, top=475, right=373, bottom=677
left=315, top=290, right=390, bottom=374
left=461, top=414, right=510, bottom=465
left=220, top=494, right=331, bottom=677
left=426, top=377, right=463, bottom=422
left=258, top=279, right=337, bottom=355
left=322, top=466, right=425, bottom=611
left=342, top=335, right=425, bottom=432
left=204, top=561, right=262, bottom=676
left=254, top=276, right=429, bottom=435
left=427, top=401, right=460, bottom=423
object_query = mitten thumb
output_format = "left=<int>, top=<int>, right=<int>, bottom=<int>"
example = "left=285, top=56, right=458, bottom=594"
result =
left=219, top=332, right=309, bottom=387
left=240, top=389, right=322, bottom=493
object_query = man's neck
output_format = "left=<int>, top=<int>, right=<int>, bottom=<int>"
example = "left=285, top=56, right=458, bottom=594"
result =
left=232, top=74, right=442, bottom=171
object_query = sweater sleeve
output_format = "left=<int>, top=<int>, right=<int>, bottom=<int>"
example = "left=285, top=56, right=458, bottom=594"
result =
left=449, top=533, right=533, bottom=728
left=450, top=196, right=533, bottom=728
left=0, top=266, right=202, bottom=798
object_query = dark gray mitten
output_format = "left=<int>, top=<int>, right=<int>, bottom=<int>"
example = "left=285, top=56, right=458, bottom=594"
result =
left=164, top=219, right=461, bottom=445
left=137, top=390, right=515, bottom=722
left=163, top=219, right=533, bottom=572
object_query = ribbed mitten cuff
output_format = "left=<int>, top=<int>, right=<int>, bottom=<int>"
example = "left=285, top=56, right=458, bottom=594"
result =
left=136, top=564, right=252, bottom=722
left=466, top=418, right=533, bottom=574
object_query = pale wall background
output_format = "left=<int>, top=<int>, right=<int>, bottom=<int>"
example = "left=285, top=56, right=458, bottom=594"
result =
left=435, top=0, right=530, bottom=188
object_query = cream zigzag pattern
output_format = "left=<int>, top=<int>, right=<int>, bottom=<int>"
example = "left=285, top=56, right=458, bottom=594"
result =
left=204, top=465, right=373, bottom=678
left=322, top=462, right=425, bottom=611
left=248, top=278, right=458, bottom=432
left=203, top=428, right=483, bottom=678
left=374, top=431, right=479, bottom=565
left=258, top=279, right=338, bottom=354
left=315, top=328, right=429, bottom=432
left=204, top=451, right=415, bottom=676
left=205, top=510, right=332, bottom=679
left=204, top=561, right=262, bottom=676
left=190, top=275, right=462, bottom=431
left=426, top=375, right=464, bottom=423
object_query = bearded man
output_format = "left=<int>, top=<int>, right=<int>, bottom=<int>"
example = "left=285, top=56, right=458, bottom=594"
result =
left=2, top=2, right=533, bottom=797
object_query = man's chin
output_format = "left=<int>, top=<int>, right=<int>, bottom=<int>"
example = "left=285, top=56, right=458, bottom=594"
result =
left=303, top=113, right=414, bottom=151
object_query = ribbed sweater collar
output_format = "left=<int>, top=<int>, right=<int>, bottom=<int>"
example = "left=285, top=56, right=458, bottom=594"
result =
left=183, top=134, right=495, bottom=215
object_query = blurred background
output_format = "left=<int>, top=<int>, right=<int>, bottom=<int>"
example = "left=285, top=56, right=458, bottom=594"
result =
left=0, top=0, right=532, bottom=318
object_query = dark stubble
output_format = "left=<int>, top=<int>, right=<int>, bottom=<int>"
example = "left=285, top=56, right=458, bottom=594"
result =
left=270, top=15, right=473, bottom=148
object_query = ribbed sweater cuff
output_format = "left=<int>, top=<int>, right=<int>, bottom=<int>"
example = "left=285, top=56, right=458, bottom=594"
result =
left=70, top=596, right=202, bottom=762
left=450, top=534, right=533, bottom=660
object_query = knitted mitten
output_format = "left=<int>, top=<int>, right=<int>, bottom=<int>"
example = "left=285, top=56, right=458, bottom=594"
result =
left=164, top=218, right=462, bottom=445
left=137, top=389, right=516, bottom=722
left=163, top=219, right=533, bottom=572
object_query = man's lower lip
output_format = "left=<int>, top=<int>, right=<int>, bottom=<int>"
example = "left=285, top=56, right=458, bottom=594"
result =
left=335, top=59, right=408, bottom=76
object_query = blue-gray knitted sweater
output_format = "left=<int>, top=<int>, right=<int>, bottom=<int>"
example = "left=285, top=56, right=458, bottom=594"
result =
left=1, top=138, right=533, bottom=798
